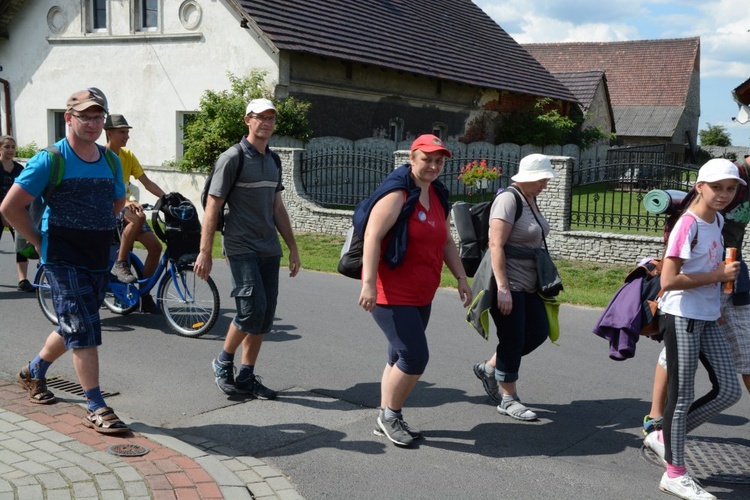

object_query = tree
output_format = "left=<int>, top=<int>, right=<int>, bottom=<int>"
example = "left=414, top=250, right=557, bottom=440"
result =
left=179, top=71, right=312, bottom=173
left=698, top=123, right=731, bottom=147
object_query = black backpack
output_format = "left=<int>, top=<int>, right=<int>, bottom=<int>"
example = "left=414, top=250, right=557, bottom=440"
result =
left=152, top=192, right=202, bottom=263
left=452, top=186, right=523, bottom=277
left=200, top=143, right=282, bottom=233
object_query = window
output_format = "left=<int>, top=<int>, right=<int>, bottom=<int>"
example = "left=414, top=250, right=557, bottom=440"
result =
left=90, top=0, right=107, bottom=31
left=432, top=122, right=446, bottom=139
left=138, top=0, right=159, bottom=30
left=53, top=112, right=66, bottom=142
left=177, top=111, right=198, bottom=158
left=389, top=118, right=404, bottom=142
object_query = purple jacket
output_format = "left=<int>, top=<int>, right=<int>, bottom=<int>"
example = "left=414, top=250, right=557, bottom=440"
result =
left=593, top=277, right=643, bottom=360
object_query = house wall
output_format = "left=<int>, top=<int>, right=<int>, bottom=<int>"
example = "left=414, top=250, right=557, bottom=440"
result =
left=281, top=53, right=478, bottom=140
left=674, top=68, right=701, bottom=145
left=0, top=0, right=279, bottom=165
left=583, top=82, right=615, bottom=135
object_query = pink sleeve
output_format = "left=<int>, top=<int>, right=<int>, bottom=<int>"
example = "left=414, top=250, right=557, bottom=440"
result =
left=665, top=215, right=696, bottom=260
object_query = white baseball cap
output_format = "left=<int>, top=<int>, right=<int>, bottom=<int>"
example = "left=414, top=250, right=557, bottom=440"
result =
left=246, top=98, right=276, bottom=115
left=696, top=158, right=746, bottom=185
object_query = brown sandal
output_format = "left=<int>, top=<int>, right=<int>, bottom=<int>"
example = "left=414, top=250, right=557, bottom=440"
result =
left=82, top=407, right=130, bottom=434
left=17, top=364, right=56, bottom=405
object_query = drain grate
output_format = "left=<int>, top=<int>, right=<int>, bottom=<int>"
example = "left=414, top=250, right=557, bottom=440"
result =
left=107, top=444, right=149, bottom=457
left=642, top=437, right=750, bottom=485
left=45, top=376, right=119, bottom=398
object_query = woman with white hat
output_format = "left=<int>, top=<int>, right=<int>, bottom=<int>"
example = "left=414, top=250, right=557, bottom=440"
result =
left=472, top=153, right=556, bottom=421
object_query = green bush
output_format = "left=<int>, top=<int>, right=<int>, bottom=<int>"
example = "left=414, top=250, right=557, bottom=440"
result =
left=15, top=141, right=39, bottom=158
left=178, top=71, right=312, bottom=173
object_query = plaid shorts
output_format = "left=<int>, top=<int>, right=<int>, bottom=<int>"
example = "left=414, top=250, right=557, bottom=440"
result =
left=720, top=293, right=750, bottom=374
left=45, top=264, right=109, bottom=349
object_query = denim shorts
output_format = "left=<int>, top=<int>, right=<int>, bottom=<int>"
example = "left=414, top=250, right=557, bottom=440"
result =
left=227, top=252, right=281, bottom=334
left=44, top=263, right=109, bottom=349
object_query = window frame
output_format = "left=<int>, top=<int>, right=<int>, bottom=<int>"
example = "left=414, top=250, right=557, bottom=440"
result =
left=136, top=0, right=160, bottom=31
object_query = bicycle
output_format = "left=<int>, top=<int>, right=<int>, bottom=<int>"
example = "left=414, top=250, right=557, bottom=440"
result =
left=34, top=203, right=220, bottom=338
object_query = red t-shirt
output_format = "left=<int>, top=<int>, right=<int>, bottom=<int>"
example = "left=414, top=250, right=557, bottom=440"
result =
left=376, top=186, right=447, bottom=305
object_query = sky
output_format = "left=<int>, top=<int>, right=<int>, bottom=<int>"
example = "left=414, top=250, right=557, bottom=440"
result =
left=474, top=0, right=750, bottom=147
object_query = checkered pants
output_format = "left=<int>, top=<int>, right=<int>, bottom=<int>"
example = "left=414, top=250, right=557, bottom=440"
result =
left=720, top=293, right=750, bottom=374
left=661, top=313, right=742, bottom=466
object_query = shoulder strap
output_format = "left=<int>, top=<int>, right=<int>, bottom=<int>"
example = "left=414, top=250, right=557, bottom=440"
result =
left=224, top=143, right=245, bottom=204
left=505, top=185, right=525, bottom=223
left=101, top=146, right=118, bottom=178
left=43, top=146, right=65, bottom=201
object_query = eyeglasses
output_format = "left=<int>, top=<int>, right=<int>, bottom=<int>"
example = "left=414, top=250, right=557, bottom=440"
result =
left=71, top=113, right=107, bottom=124
left=251, top=114, right=277, bottom=123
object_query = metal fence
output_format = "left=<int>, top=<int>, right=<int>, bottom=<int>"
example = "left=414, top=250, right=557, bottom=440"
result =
left=300, top=145, right=698, bottom=235
left=300, top=150, right=522, bottom=208
left=300, top=151, right=394, bottom=208
left=571, top=156, right=698, bottom=233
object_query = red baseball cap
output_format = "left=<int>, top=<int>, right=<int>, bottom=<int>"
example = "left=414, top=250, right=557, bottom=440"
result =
left=410, top=134, right=452, bottom=157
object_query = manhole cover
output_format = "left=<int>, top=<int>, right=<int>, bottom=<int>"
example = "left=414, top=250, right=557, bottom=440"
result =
left=107, top=444, right=149, bottom=457
left=642, top=437, right=750, bottom=485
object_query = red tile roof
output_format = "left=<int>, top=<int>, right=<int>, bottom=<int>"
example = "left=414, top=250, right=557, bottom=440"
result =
left=236, top=0, right=576, bottom=103
left=523, top=38, right=700, bottom=107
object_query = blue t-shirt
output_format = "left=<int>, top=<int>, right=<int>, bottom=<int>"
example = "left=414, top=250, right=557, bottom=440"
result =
left=14, top=139, right=125, bottom=271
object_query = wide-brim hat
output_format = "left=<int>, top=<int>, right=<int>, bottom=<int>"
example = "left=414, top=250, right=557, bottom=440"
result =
left=104, top=114, right=131, bottom=129
left=511, top=154, right=556, bottom=182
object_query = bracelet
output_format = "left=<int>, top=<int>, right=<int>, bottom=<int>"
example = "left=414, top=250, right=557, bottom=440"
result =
left=455, top=275, right=468, bottom=280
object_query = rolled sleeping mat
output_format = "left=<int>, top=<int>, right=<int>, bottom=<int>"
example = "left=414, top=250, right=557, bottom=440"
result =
left=644, top=189, right=688, bottom=214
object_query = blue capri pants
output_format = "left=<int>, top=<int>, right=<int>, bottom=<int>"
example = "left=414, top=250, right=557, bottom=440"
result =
left=372, top=304, right=431, bottom=375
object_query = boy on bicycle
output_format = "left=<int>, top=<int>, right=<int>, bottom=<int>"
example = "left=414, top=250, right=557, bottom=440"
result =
left=105, top=114, right=166, bottom=314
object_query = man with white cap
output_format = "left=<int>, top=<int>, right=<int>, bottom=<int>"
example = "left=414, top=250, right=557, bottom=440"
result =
left=196, top=98, right=301, bottom=399
left=1, top=88, right=129, bottom=433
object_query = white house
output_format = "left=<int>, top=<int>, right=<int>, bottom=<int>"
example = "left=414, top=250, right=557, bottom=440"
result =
left=0, top=0, right=277, bottom=166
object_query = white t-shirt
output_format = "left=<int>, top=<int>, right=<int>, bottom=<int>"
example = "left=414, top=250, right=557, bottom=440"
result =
left=658, top=211, right=724, bottom=321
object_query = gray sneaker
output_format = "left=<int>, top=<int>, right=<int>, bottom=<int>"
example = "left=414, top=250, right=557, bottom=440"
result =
left=235, top=375, right=278, bottom=400
left=111, top=261, right=136, bottom=284
left=473, top=362, right=502, bottom=404
left=212, top=359, right=236, bottom=395
left=376, top=410, right=415, bottom=446
left=373, top=413, right=422, bottom=440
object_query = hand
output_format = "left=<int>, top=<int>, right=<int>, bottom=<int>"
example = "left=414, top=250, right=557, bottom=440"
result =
left=358, top=284, right=377, bottom=312
left=288, top=249, right=301, bottom=277
left=720, top=261, right=741, bottom=283
left=126, top=200, right=142, bottom=213
left=457, top=278, right=472, bottom=307
left=496, top=286, right=512, bottom=315
left=193, top=251, right=213, bottom=280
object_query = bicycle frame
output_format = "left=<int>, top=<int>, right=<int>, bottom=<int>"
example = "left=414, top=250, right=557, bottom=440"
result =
left=108, top=249, right=196, bottom=308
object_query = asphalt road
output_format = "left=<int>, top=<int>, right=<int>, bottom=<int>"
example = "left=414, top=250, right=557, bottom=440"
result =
left=1, top=237, right=749, bottom=499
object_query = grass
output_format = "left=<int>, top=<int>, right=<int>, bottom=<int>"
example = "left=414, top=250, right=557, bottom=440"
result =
left=274, top=231, right=629, bottom=309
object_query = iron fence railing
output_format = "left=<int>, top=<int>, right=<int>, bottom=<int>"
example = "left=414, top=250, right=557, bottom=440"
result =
left=300, top=151, right=394, bottom=208
left=571, top=158, right=698, bottom=233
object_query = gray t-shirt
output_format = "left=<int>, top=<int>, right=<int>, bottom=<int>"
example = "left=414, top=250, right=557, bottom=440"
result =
left=489, top=189, right=550, bottom=292
left=208, top=139, right=283, bottom=257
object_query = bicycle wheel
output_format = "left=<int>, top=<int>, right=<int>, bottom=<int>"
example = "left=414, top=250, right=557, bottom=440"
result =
left=34, top=266, right=58, bottom=325
left=103, top=259, right=143, bottom=315
left=158, top=264, right=220, bottom=338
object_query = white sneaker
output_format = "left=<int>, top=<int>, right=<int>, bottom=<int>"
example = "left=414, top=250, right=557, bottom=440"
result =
left=659, top=472, right=715, bottom=500
left=644, top=430, right=666, bottom=464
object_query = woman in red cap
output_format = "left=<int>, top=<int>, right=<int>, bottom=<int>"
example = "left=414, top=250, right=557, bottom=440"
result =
left=357, top=134, right=471, bottom=447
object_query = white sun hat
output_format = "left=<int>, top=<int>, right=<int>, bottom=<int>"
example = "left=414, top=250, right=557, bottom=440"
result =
left=511, top=154, right=556, bottom=182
